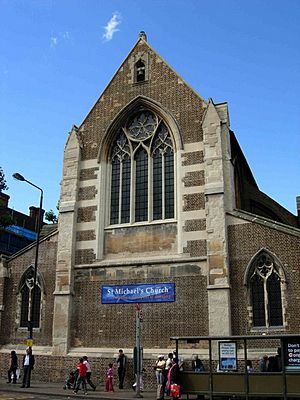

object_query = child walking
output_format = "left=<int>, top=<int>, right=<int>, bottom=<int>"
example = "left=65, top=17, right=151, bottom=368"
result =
left=105, top=363, right=114, bottom=392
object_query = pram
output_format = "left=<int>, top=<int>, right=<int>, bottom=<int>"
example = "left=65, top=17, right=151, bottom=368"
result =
left=63, top=369, right=78, bottom=390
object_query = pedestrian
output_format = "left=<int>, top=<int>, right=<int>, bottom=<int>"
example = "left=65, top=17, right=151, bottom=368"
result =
left=116, top=349, right=127, bottom=389
left=105, top=363, right=114, bottom=392
left=246, top=360, right=254, bottom=373
left=21, top=347, right=35, bottom=388
left=173, top=351, right=184, bottom=371
left=83, top=356, right=96, bottom=391
left=164, top=353, right=173, bottom=397
left=167, top=358, right=180, bottom=400
left=73, top=357, right=87, bottom=395
left=155, top=355, right=166, bottom=400
left=7, top=350, right=18, bottom=384
left=165, top=353, right=173, bottom=371
left=192, top=355, right=205, bottom=372
left=259, top=355, right=269, bottom=372
left=192, top=355, right=205, bottom=399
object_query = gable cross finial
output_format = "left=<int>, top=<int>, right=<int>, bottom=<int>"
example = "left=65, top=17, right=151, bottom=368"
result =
left=139, top=31, right=147, bottom=42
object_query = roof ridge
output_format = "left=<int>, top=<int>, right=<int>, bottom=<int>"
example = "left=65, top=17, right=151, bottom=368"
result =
left=7, top=227, right=58, bottom=261
left=228, top=209, right=300, bottom=237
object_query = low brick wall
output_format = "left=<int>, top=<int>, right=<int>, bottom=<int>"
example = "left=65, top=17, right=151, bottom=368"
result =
left=0, top=354, right=157, bottom=389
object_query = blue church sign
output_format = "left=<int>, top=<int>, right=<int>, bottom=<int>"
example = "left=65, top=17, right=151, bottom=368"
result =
left=101, top=283, right=176, bottom=304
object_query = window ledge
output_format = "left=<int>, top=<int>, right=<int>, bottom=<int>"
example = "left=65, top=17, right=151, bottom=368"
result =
left=132, top=80, right=148, bottom=86
left=105, top=219, right=176, bottom=230
left=18, top=327, right=41, bottom=333
left=250, top=326, right=286, bottom=333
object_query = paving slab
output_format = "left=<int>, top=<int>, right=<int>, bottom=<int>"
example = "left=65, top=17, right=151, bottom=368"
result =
left=0, top=381, right=156, bottom=400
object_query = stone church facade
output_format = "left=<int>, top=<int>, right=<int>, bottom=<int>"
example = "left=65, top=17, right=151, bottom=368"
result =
left=0, top=32, right=299, bottom=383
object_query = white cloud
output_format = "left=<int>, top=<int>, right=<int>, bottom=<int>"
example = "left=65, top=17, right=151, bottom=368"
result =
left=50, top=32, right=70, bottom=48
left=62, top=31, right=70, bottom=40
left=103, top=12, right=121, bottom=41
left=50, top=36, right=58, bottom=48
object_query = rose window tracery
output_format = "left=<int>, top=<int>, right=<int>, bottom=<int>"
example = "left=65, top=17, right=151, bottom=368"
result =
left=127, top=111, right=158, bottom=140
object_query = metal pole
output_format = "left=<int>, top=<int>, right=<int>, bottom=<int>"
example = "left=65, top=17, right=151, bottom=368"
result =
left=244, top=338, right=249, bottom=400
left=24, top=180, right=43, bottom=340
left=209, top=339, right=213, bottom=400
left=135, top=305, right=143, bottom=398
left=281, top=338, right=287, bottom=400
left=12, top=173, right=43, bottom=342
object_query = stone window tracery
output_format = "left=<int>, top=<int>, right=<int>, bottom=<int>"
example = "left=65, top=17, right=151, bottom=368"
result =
left=109, top=110, right=175, bottom=225
left=249, top=252, right=283, bottom=328
left=18, top=266, right=42, bottom=329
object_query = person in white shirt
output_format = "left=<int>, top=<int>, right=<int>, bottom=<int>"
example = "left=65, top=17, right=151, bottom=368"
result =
left=83, top=356, right=96, bottom=391
left=165, top=353, right=173, bottom=370
left=173, top=351, right=184, bottom=371
left=21, top=347, right=35, bottom=388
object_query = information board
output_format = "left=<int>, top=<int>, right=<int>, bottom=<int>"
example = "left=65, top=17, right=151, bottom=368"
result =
left=219, top=341, right=237, bottom=371
left=284, top=337, right=300, bottom=369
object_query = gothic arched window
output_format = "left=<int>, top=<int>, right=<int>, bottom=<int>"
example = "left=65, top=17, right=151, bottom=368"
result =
left=109, top=110, right=175, bottom=225
left=249, top=252, right=283, bottom=327
left=18, top=267, right=42, bottom=329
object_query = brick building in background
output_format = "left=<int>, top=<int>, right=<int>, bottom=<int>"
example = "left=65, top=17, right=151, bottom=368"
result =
left=0, top=192, right=45, bottom=256
left=0, top=32, right=299, bottom=385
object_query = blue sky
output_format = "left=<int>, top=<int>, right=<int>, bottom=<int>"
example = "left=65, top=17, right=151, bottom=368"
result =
left=0, top=0, right=299, bottom=216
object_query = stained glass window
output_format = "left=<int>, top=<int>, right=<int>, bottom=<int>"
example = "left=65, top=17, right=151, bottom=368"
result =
left=20, top=285, right=30, bottom=328
left=109, top=110, right=175, bottom=224
left=267, top=273, right=283, bottom=326
left=135, top=147, right=148, bottom=222
left=250, top=253, right=283, bottom=327
left=251, top=274, right=265, bottom=327
left=121, top=159, right=131, bottom=223
left=19, top=267, right=42, bottom=329
left=153, top=152, right=163, bottom=220
left=164, top=148, right=174, bottom=219
left=32, top=286, right=41, bottom=328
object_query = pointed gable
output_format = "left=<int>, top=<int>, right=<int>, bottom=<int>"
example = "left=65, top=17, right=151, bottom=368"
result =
left=77, top=32, right=207, bottom=160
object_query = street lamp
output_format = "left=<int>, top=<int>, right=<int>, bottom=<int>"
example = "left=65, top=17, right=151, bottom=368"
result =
left=13, top=173, right=43, bottom=340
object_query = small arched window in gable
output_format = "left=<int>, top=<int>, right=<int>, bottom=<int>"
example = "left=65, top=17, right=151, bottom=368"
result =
left=18, top=267, right=43, bottom=329
left=248, top=252, right=283, bottom=328
left=135, top=60, right=146, bottom=82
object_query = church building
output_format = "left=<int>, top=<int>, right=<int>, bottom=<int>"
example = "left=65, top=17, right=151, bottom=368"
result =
left=0, top=32, right=299, bottom=383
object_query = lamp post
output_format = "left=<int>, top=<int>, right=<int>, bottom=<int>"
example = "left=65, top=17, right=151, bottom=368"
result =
left=135, top=304, right=143, bottom=398
left=13, top=173, right=43, bottom=340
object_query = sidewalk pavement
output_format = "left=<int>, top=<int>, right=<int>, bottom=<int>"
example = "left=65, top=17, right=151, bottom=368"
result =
left=0, top=380, right=157, bottom=400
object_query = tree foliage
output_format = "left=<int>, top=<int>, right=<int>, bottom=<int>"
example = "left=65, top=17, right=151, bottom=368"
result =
left=0, top=167, right=14, bottom=228
left=0, top=213, right=14, bottom=228
left=0, top=167, right=8, bottom=192
left=45, top=209, right=58, bottom=224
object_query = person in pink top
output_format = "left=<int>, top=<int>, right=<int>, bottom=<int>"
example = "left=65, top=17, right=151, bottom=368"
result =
left=105, top=363, right=114, bottom=392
